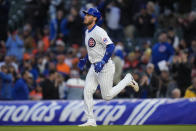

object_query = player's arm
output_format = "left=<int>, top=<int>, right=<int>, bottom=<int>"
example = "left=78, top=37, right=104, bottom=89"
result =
left=94, top=43, right=115, bottom=73
left=100, top=29, right=115, bottom=63
left=102, top=43, right=115, bottom=63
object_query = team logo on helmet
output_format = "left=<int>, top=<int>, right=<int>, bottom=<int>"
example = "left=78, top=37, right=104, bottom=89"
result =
left=88, top=37, right=96, bottom=47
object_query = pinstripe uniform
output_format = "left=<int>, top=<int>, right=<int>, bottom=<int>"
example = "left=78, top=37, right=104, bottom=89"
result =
left=83, top=25, right=134, bottom=121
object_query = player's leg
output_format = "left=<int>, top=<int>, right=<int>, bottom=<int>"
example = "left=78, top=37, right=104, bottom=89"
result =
left=79, top=66, right=98, bottom=126
left=98, top=61, right=139, bottom=100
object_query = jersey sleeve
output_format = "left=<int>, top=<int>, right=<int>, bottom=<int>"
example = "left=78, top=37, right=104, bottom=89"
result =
left=98, top=29, right=113, bottom=45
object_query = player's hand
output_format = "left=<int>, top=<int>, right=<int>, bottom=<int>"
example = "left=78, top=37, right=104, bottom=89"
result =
left=78, top=58, right=87, bottom=70
left=94, top=60, right=105, bottom=73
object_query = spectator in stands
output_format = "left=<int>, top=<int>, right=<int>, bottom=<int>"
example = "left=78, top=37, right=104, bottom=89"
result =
left=113, top=42, right=124, bottom=85
left=151, top=32, right=174, bottom=72
left=6, top=31, right=24, bottom=62
left=125, top=47, right=141, bottom=70
left=189, top=39, right=196, bottom=57
left=167, top=86, right=181, bottom=98
left=77, top=47, right=89, bottom=79
left=171, top=50, right=191, bottom=96
left=50, top=9, right=69, bottom=42
left=67, top=7, right=83, bottom=46
left=158, top=8, right=178, bottom=29
left=54, top=39, right=66, bottom=55
left=146, top=1, right=157, bottom=23
left=29, top=84, right=43, bottom=100
left=0, top=40, right=6, bottom=62
left=55, top=73, right=67, bottom=99
left=33, top=40, right=46, bottom=58
left=40, top=70, right=59, bottom=100
left=184, top=76, right=196, bottom=98
left=140, top=63, right=159, bottom=98
left=43, top=61, right=56, bottom=76
left=56, top=54, right=70, bottom=76
left=23, top=24, right=35, bottom=53
left=177, top=38, right=188, bottom=51
left=12, top=70, right=31, bottom=100
left=34, top=28, right=43, bottom=45
left=179, top=11, right=196, bottom=45
left=26, top=71, right=35, bottom=92
left=64, top=48, right=76, bottom=69
left=8, top=64, right=18, bottom=83
left=34, top=0, right=50, bottom=30
left=37, top=57, right=47, bottom=75
left=42, top=25, right=50, bottom=51
left=167, top=27, right=180, bottom=51
left=131, top=71, right=141, bottom=98
left=191, top=57, right=196, bottom=79
left=21, top=60, right=39, bottom=82
left=24, top=0, right=50, bottom=30
left=66, top=70, right=84, bottom=100
left=118, top=0, right=133, bottom=26
left=157, top=66, right=170, bottom=97
left=0, top=56, right=18, bottom=71
left=135, top=4, right=155, bottom=38
left=140, top=41, right=152, bottom=69
left=78, top=46, right=87, bottom=59
left=0, top=65, right=12, bottom=100
left=105, top=0, right=122, bottom=42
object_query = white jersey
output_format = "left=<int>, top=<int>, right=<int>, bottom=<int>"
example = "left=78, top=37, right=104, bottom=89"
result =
left=85, top=25, right=113, bottom=63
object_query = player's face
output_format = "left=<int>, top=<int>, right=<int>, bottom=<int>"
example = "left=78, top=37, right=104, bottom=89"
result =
left=84, top=14, right=96, bottom=26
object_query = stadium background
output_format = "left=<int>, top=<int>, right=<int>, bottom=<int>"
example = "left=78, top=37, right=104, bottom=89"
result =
left=0, top=0, right=196, bottom=128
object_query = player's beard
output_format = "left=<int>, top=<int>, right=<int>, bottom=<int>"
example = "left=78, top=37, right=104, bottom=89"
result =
left=84, top=19, right=94, bottom=26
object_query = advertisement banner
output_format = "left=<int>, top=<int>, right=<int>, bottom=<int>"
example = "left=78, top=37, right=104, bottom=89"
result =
left=0, top=98, right=196, bottom=125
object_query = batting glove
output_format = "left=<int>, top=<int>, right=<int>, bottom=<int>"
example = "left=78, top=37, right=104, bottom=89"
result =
left=94, top=60, right=105, bottom=73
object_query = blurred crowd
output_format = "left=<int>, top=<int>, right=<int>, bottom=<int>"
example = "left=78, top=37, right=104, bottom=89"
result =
left=0, top=0, right=196, bottom=100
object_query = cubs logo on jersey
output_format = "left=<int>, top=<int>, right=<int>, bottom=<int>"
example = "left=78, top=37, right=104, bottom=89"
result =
left=88, top=37, right=96, bottom=47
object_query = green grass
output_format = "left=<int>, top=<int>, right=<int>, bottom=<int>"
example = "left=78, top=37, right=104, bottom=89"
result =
left=0, top=125, right=196, bottom=131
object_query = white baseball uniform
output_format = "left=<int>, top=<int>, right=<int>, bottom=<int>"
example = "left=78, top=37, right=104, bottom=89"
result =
left=84, top=24, right=132, bottom=121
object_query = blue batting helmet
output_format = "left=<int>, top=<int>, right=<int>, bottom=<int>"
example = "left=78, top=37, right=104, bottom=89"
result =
left=83, top=8, right=101, bottom=20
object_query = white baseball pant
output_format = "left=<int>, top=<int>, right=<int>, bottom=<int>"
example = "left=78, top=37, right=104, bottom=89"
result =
left=83, top=60, right=131, bottom=121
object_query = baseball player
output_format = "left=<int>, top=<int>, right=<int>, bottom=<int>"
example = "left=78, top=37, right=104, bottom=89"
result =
left=78, top=8, right=139, bottom=126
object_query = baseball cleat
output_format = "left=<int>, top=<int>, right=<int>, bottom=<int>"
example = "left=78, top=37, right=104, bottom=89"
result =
left=129, top=79, right=139, bottom=92
left=78, top=120, right=97, bottom=127
left=126, top=73, right=139, bottom=92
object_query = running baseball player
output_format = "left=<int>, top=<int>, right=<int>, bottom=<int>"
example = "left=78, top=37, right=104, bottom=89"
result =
left=78, top=8, right=139, bottom=126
